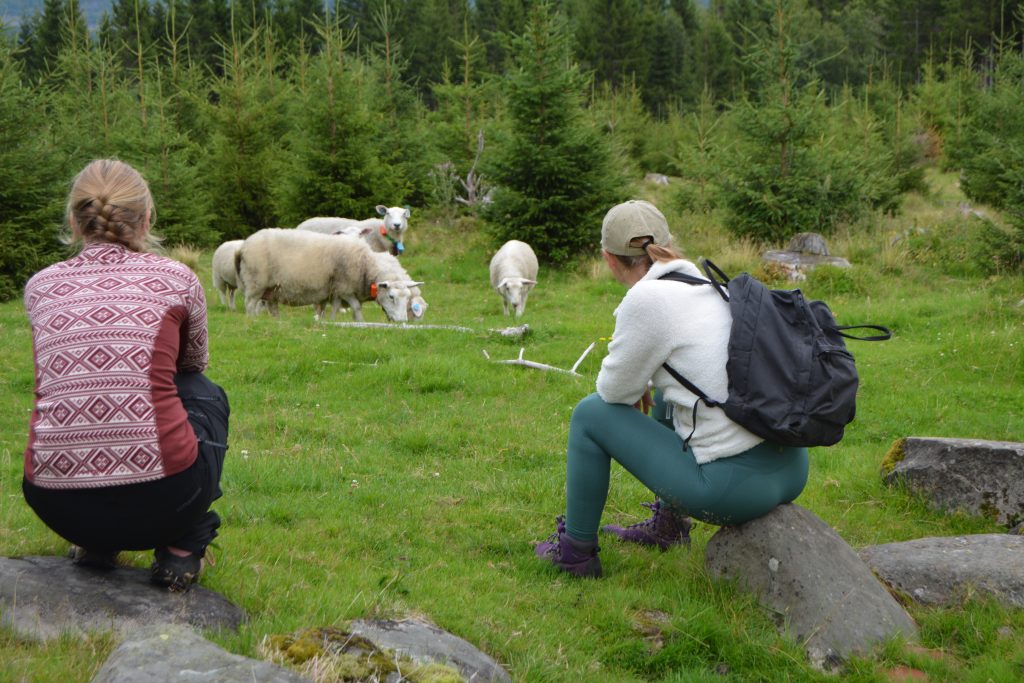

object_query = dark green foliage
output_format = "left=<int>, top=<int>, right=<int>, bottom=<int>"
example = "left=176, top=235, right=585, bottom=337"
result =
left=201, top=27, right=288, bottom=239
left=717, top=0, right=899, bottom=243
left=0, top=43, right=65, bottom=301
left=276, top=21, right=391, bottom=226
left=482, top=2, right=627, bottom=266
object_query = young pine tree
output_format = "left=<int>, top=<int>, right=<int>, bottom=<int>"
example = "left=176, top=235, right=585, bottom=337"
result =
left=0, top=42, right=65, bottom=301
left=276, top=17, right=389, bottom=226
left=482, top=1, right=627, bottom=266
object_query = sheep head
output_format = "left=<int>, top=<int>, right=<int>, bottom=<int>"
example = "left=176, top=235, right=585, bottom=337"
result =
left=498, top=277, right=536, bottom=317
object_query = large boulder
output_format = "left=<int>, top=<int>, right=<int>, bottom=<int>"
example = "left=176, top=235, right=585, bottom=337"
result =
left=705, top=504, right=918, bottom=671
left=92, top=623, right=307, bottom=683
left=882, top=437, right=1024, bottom=527
left=860, top=534, right=1024, bottom=608
left=0, top=555, right=245, bottom=641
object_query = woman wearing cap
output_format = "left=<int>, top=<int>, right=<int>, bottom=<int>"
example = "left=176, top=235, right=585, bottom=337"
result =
left=534, top=200, right=808, bottom=578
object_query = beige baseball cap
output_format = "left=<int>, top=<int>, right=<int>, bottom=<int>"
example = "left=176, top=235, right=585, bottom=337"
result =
left=601, top=200, right=672, bottom=256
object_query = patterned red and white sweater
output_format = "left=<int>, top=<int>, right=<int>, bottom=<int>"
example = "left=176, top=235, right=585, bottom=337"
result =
left=24, top=241, right=209, bottom=489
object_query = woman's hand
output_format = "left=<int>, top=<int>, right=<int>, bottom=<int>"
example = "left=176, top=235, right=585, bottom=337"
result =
left=633, top=388, right=654, bottom=415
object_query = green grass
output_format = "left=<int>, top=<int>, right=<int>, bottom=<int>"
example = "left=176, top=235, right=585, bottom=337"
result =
left=1, top=174, right=1023, bottom=682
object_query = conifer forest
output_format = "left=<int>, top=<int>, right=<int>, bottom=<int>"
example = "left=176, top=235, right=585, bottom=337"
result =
left=2, top=0, right=1024, bottom=300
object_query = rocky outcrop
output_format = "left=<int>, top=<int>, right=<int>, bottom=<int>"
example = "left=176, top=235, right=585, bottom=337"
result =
left=704, top=504, right=917, bottom=671
left=0, top=555, right=245, bottom=641
left=860, top=534, right=1024, bottom=608
left=883, top=437, right=1024, bottom=527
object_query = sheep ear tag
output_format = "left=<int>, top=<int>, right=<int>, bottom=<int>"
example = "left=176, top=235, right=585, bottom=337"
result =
left=379, top=225, right=387, bottom=236
left=370, top=283, right=378, bottom=298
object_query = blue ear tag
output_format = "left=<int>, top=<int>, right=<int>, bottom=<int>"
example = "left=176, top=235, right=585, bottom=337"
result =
left=411, top=301, right=422, bottom=317
left=396, top=242, right=405, bottom=255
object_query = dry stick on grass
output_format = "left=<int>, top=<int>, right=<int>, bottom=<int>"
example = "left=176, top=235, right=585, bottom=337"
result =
left=488, top=342, right=597, bottom=376
left=325, top=321, right=476, bottom=332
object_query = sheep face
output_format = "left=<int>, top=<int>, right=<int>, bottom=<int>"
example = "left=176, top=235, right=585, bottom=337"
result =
left=376, top=205, right=410, bottom=255
left=498, top=277, right=536, bottom=317
left=374, top=279, right=423, bottom=322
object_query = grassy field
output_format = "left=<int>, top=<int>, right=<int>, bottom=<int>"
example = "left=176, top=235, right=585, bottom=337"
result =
left=1, top=172, right=1023, bottom=682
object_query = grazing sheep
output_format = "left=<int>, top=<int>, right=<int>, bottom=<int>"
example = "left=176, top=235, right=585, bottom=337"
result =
left=236, top=229, right=421, bottom=321
left=211, top=239, right=243, bottom=309
left=296, top=205, right=411, bottom=256
left=489, top=240, right=538, bottom=317
left=372, top=251, right=428, bottom=321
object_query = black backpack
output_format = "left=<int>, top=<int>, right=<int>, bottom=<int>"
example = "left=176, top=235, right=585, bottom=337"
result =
left=658, top=259, right=891, bottom=448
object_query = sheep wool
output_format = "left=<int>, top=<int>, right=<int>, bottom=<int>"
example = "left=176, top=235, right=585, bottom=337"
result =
left=490, top=240, right=539, bottom=317
left=236, top=229, right=411, bottom=322
left=211, top=239, right=243, bottom=309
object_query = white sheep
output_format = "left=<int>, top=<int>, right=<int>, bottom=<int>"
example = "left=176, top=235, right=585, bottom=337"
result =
left=371, top=251, right=428, bottom=321
left=296, top=205, right=411, bottom=256
left=489, top=240, right=538, bottom=317
left=211, top=239, right=243, bottom=308
left=236, top=229, right=421, bottom=321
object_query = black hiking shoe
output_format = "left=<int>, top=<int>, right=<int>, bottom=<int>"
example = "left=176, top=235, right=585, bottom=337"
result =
left=150, top=547, right=204, bottom=592
left=68, top=545, right=118, bottom=569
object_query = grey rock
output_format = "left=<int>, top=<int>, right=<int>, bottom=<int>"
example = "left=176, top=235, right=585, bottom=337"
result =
left=762, top=249, right=851, bottom=270
left=0, top=555, right=245, bottom=641
left=786, top=232, right=830, bottom=256
left=704, top=504, right=917, bottom=671
left=644, top=173, right=670, bottom=186
left=349, top=617, right=512, bottom=682
left=92, top=623, right=308, bottom=683
left=860, top=534, right=1024, bottom=608
left=883, top=437, right=1024, bottom=527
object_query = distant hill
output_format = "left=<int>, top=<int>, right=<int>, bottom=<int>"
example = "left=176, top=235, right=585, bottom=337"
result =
left=1, top=0, right=113, bottom=31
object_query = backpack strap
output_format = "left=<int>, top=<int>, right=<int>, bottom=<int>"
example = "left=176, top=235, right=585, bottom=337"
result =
left=656, top=267, right=728, bottom=448
left=661, top=361, right=721, bottom=449
left=835, top=324, right=892, bottom=341
left=699, top=259, right=731, bottom=302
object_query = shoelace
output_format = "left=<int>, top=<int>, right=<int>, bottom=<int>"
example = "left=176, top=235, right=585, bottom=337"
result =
left=540, top=516, right=568, bottom=557
left=623, top=501, right=662, bottom=530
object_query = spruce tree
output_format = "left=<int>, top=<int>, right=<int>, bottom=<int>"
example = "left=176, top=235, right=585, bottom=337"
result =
left=202, top=22, right=288, bottom=239
left=276, top=17, right=389, bottom=225
left=482, top=1, right=627, bottom=266
left=0, top=42, right=65, bottom=301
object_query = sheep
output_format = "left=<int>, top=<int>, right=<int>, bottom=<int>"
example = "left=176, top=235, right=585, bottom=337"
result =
left=489, top=240, right=538, bottom=317
left=296, top=205, right=411, bottom=256
left=211, top=239, right=244, bottom=309
left=235, top=228, right=421, bottom=322
left=371, top=251, right=428, bottom=321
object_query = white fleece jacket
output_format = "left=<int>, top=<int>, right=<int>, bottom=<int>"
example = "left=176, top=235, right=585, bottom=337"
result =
left=595, top=259, right=763, bottom=463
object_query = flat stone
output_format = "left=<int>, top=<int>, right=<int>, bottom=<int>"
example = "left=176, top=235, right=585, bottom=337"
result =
left=349, top=617, right=512, bottom=682
left=883, top=437, right=1024, bottom=527
left=0, top=555, right=245, bottom=641
left=762, top=250, right=851, bottom=269
left=860, top=534, right=1024, bottom=607
left=92, top=623, right=307, bottom=683
left=705, top=504, right=917, bottom=671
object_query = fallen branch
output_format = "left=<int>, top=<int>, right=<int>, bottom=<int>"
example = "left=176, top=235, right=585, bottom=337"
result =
left=490, top=343, right=596, bottom=377
left=325, top=321, right=476, bottom=333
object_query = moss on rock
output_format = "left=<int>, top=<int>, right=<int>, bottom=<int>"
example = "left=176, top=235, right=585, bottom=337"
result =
left=880, top=438, right=908, bottom=476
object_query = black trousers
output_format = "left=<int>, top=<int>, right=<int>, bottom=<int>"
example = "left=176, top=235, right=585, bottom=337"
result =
left=23, top=372, right=229, bottom=556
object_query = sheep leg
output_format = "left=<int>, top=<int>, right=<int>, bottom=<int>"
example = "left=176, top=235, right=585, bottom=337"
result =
left=345, top=296, right=364, bottom=322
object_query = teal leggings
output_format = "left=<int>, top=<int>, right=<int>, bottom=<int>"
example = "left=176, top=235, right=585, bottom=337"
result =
left=565, top=392, right=809, bottom=541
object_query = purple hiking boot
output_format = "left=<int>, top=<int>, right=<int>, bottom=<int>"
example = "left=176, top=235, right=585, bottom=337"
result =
left=600, top=501, right=693, bottom=550
left=534, top=516, right=602, bottom=578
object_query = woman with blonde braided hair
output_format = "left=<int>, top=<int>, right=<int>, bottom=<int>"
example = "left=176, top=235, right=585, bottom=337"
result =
left=22, top=159, right=230, bottom=591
